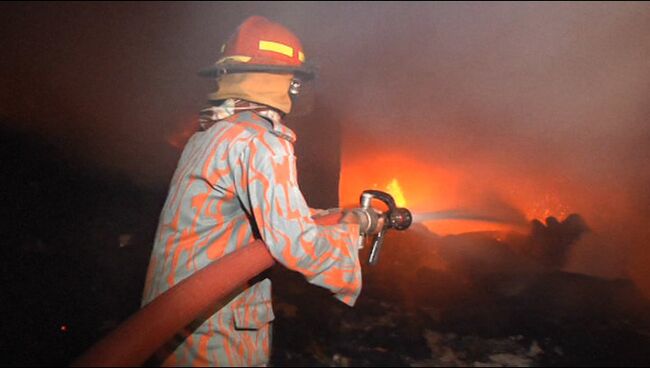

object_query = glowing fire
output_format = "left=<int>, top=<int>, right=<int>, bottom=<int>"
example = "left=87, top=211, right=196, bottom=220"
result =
left=524, top=193, right=570, bottom=221
left=339, top=150, right=572, bottom=236
left=339, top=153, right=459, bottom=211
left=386, top=178, right=407, bottom=207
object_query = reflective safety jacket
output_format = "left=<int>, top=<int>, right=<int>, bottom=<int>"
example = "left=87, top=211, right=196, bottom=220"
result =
left=142, top=100, right=362, bottom=366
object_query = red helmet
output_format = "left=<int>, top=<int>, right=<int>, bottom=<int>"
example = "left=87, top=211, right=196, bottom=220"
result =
left=199, top=16, right=316, bottom=80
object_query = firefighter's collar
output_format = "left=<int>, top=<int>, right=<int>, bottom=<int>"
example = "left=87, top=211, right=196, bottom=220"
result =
left=255, top=109, right=296, bottom=143
left=200, top=99, right=296, bottom=143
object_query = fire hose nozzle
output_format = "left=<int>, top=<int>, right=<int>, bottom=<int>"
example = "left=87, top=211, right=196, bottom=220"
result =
left=359, top=190, right=412, bottom=265
left=390, top=207, right=412, bottom=230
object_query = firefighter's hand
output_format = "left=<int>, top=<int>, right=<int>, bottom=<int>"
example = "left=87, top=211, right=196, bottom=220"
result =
left=341, top=208, right=385, bottom=235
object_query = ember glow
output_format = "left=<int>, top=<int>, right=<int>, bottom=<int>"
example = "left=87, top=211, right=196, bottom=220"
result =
left=523, top=193, right=570, bottom=222
left=339, top=151, right=573, bottom=236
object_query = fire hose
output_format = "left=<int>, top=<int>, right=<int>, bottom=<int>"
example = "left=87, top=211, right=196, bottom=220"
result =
left=71, top=190, right=411, bottom=367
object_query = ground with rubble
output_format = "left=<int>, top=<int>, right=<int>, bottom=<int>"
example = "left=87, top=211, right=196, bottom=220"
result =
left=269, top=230, right=650, bottom=367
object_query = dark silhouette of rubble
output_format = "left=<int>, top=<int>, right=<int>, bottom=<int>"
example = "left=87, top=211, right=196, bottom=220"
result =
left=522, top=214, right=590, bottom=269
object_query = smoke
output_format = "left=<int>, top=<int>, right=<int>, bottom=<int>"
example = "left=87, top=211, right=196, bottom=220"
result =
left=1, top=3, right=649, bottom=294
left=310, top=3, right=650, bottom=296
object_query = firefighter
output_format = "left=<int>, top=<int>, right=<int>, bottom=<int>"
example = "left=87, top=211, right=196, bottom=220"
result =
left=141, top=16, right=381, bottom=366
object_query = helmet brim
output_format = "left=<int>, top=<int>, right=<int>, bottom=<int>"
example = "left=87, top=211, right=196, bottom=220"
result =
left=198, top=62, right=317, bottom=81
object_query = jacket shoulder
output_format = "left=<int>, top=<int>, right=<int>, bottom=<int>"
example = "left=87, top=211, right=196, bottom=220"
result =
left=225, top=111, right=293, bottom=156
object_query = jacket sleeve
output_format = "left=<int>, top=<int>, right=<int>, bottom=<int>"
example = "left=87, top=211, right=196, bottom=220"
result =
left=232, top=133, right=362, bottom=306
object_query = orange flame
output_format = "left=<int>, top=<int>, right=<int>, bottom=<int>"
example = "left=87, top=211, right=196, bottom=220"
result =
left=524, top=193, right=570, bottom=221
left=339, top=152, right=461, bottom=212
left=386, top=178, right=407, bottom=207
left=339, top=149, right=573, bottom=236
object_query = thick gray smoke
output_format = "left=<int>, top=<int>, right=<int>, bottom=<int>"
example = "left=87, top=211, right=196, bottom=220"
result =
left=1, top=3, right=649, bottom=294
left=292, top=2, right=650, bottom=294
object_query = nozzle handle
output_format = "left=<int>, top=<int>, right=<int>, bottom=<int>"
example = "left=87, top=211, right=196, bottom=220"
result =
left=358, top=190, right=411, bottom=266
left=356, top=192, right=374, bottom=251
left=368, top=228, right=387, bottom=266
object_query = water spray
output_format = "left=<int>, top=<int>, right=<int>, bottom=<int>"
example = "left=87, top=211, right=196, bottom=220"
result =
left=409, top=207, right=532, bottom=236
left=414, top=210, right=517, bottom=224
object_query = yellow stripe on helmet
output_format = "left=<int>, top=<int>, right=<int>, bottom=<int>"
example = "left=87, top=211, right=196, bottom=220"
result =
left=259, top=40, right=294, bottom=58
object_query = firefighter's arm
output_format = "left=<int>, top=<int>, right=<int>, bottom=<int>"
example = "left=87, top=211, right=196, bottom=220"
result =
left=309, top=207, right=332, bottom=218
left=311, top=208, right=384, bottom=235
left=233, top=134, right=363, bottom=306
